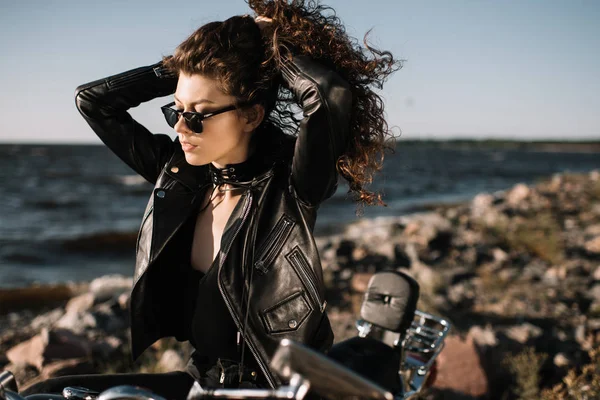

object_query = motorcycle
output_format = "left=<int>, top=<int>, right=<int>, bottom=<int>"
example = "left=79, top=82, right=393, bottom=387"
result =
left=1, top=270, right=450, bottom=400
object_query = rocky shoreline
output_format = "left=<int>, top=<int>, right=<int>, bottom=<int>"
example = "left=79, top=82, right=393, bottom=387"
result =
left=2, top=170, right=600, bottom=399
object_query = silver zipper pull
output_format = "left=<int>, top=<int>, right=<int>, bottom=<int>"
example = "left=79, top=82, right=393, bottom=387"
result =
left=218, top=358, right=225, bottom=384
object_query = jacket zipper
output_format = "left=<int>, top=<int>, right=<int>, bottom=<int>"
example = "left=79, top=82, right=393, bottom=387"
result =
left=287, top=248, right=325, bottom=312
left=107, top=68, right=151, bottom=91
left=254, top=215, right=295, bottom=275
left=216, top=191, right=277, bottom=388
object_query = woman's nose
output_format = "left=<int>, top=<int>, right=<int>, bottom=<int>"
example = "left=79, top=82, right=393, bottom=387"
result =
left=173, top=114, right=191, bottom=135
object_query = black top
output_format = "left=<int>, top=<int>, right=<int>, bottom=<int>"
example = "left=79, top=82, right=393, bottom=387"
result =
left=186, top=253, right=239, bottom=364
left=181, top=188, right=262, bottom=384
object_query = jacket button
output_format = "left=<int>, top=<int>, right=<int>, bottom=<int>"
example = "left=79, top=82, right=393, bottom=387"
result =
left=156, top=190, right=166, bottom=198
left=170, top=166, right=179, bottom=173
left=288, top=319, right=298, bottom=329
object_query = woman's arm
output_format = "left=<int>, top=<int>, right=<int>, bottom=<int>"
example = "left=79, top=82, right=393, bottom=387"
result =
left=279, top=55, right=353, bottom=206
left=74, top=61, right=178, bottom=184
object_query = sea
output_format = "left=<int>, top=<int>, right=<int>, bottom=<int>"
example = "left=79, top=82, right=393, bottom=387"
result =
left=1, top=142, right=599, bottom=288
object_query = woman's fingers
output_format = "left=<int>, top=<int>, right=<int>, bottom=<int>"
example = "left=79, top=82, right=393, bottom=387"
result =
left=255, top=16, right=273, bottom=31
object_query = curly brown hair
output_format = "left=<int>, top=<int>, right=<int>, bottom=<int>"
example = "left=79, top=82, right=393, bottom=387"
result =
left=164, top=0, right=401, bottom=211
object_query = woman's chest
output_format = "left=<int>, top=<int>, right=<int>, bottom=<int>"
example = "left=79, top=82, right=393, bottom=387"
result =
left=190, top=188, right=242, bottom=273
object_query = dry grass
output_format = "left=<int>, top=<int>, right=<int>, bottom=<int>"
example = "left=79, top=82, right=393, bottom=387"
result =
left=504, top=347, right=547, bottom=400
left=541, top=347, right=600, bottom=400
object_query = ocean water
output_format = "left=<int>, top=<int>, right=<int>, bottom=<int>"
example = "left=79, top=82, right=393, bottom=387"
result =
left=1, top=142, right=598, bottom=288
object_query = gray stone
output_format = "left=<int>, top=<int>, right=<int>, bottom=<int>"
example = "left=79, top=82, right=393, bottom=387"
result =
left=492, top=248, right=509, bottom=264
left=471, top=194, right=494, bottom=219
left=553, top=353, right=571, bottom=368
left=587, top=284, right=600, bottom=302
left=506, top=183, right=530, bottom=206
left=55, top=310, right=97, bottom=334
left=91, top=336, right=123, bottom=358
left=585, top=224, right=600, bottom=237
left=30, top=308, right=64, bottom=331
left=584, top=236, right=600, bottom=255
left=65, top=293, right=95, bottom=314
left=89, top=274, right=133, bottom=303
left=157, top=349, right=186, bottom=372
left=468, top=325, right=498, bottom=348
left=593, top=266, right=600, bottom=281
left=504, top=323, right=543, bottom=344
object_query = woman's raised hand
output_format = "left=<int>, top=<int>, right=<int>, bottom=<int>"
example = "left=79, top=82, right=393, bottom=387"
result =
left=254, top=16, right=273, bottom=33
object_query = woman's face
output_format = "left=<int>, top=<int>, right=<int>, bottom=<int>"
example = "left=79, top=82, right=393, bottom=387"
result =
left=173, top=72, right=262, bottom=167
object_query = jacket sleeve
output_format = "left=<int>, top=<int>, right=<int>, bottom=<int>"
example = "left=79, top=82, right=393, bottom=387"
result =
left=74, top=62, right=178, bottom=184
left=279, top=55, right=353, bottom=206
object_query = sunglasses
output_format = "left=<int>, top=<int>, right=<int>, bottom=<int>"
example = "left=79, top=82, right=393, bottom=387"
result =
left=160, top=101, right=239, bottom=134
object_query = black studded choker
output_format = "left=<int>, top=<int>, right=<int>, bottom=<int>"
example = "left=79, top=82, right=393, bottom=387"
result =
left=208, top=154, right=265, bottom=186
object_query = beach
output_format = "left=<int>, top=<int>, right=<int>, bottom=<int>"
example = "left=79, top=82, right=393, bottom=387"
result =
left=2, top=169, right=600, bottom=398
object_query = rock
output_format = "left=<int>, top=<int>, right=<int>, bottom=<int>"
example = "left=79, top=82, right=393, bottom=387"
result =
left=585, top=224, right=600, bottom=237
left=543, top=266, right=566, bottom=285
left=522, top=261, right=546, bottom=281
left=587, top=284, right=600, bottom=303
left=118, top=293, right=130, bottom=310
left=564, top=218, right=577, bottom=230
left=3, top=363, right=39, bottom=388
left=553, top=353, right=571, bottom=368
left=41, top=358, right=94, bottom=379
left=6, top=332, right=47, bottom=371
left=5, top=329, right=90, bottom=372
left=471, top=194, right=494, bottom=219
left=157, top=349, right=186, bottom=372
left=403, top=222, right=420, bottom=236
left=89, top=275, right=132, bottom=303
left=584, top=236, right=600, bottom=255
left=91, top=303, right=127, bottom=334
left=65, top=293, right=95, bottom=314
left=371, top=242, right=395, bottom=261
left=29, top=308, right=64, bottom=331
left=350, top=272, right=373, bottom=293
left=339, top=269, right=353, bottom=281
left=351, top=246, right=368, bottom=261
left=467, top=325, right=498, bottom=348
left=42, top=329, right=92, bottom=365
left=504, top=323, right=543, bottom=344
left=432, top=335, right=489, bottom=397
left=575, top=324, right=586, bottom=347
left=586, top=318, right=600, bottom=331
left=55, top=310, right=97, bottom=334
left=492, top=248, right=509, bottom=264
left=506, top=183, right=530, bottom=205
left=498, top=268, right=518, bottom=282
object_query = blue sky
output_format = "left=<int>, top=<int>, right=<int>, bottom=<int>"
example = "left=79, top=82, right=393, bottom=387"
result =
left=1, top=0, right=598, bottom=143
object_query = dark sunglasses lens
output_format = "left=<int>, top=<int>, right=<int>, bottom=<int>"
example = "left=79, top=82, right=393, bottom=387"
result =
left=162, top=108, right=179, bottom=128
left=184, top=114, right=204, bottom=134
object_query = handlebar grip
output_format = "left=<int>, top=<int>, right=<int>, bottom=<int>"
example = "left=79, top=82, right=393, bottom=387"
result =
left=0, top=371, right=18, bottom=394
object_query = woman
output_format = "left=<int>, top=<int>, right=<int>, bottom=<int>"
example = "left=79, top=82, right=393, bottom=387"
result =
left=23, top=0, right=399, bottom=397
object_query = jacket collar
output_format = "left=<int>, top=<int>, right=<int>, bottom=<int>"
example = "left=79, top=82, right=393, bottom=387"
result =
left=164, top=146, right=208, bottom=191
left=164, top=138, right=278, bottom=191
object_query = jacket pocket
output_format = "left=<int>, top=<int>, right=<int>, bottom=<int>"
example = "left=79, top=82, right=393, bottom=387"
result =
left=286, top=247, right=325, bottom=312
left=254, top=214, right=295, bottom=275
left=261, top=290, right=311, bottom=334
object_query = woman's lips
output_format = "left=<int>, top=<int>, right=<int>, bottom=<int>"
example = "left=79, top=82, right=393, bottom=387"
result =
left=181, top=142, right=197, bottom=152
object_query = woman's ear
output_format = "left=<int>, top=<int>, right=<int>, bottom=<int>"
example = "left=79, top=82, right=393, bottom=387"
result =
left=242, top=104, right=265, bottom=133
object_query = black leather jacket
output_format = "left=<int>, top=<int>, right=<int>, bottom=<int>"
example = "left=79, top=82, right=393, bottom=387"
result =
left=74, top=55, right=352, bottom=388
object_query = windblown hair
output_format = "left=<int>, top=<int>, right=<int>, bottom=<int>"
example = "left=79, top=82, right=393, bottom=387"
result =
left=164, top=0, right=401, bottom=211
